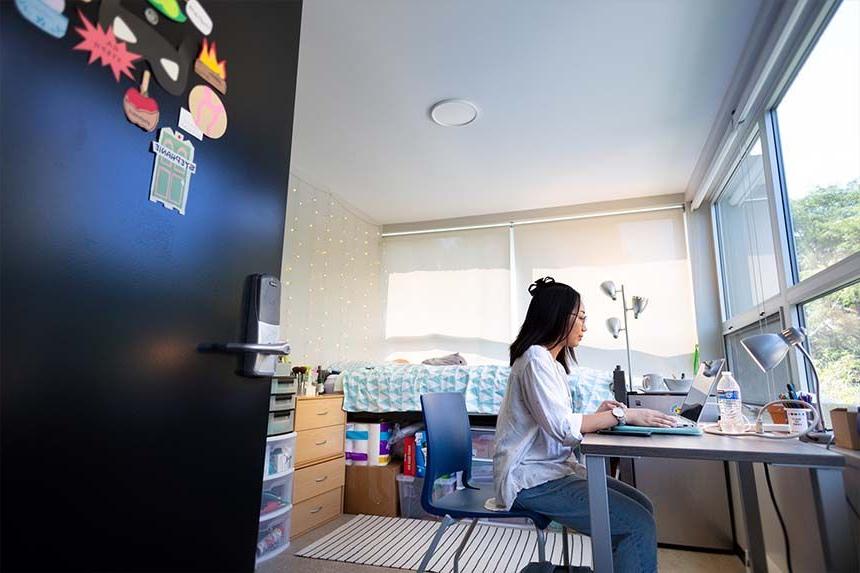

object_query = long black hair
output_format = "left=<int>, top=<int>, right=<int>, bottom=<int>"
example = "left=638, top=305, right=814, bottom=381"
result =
left=510, top=277, right=581, bottom=373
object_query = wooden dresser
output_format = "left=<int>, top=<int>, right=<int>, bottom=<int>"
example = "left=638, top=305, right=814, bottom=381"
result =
left=291, top=394, right=346, bottom=538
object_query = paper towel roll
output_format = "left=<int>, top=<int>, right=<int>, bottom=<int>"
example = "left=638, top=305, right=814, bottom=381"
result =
left=368, top=422, right=392, bottom=466
left=344, top=423, right=354, bottom=466
left=348, top=423, right=369, bottom=466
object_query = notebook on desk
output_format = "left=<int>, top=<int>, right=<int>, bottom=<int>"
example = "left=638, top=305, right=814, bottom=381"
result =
left=602, top=424, right=703, bottom=436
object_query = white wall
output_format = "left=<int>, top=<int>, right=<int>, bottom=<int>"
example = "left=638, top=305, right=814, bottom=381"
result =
left=280, top=174, right=384, bottom=367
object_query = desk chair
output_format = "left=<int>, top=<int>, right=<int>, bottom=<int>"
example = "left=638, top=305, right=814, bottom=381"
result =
left=417, top=392, right=577, bottom=573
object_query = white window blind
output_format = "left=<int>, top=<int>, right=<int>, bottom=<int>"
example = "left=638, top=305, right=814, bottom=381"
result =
left=382, top=227, right=510, bottom=364
left=512, top=208, right=699, bottom=381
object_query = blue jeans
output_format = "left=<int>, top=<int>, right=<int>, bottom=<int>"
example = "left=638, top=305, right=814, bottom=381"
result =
left=512, top=474, right=657, bottom=573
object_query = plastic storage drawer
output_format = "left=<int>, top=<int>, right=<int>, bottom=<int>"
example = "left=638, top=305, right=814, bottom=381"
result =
left=256, top=507, right=292, bottom=565
left=261, top=472, right=294, bottom=516
left=471, top=427, right=496, bottom=461
left=264, top=432, right=297, bottom=479
left=271, top=377, right=297, bottom=395
left=267, top=410, right=295, bottom=436
left=269, top=394, right=296, bottom=412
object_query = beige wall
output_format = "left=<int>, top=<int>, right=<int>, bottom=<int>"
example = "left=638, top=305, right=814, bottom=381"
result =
left=280, top=174, right=384, bottom=367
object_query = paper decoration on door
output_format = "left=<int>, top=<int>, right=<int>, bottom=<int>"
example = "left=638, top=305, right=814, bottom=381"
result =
left=188, top=85, right=227, bottom=139
left=149, top=128, right=196, bottom=215
left=98, top=0, right=196, bottom=96
left=195, top=39, right=226, bottom=94
left=146, top=0, right=186, bottom=23
left=73, top=11, right=141, bottom=82
left=124, top=70, right=159, bottom=131
left=178, top=107, right=203, bottom=140
left=186, top=0, right=213, bottom=36
left=15, top=0, right=69, bottom=39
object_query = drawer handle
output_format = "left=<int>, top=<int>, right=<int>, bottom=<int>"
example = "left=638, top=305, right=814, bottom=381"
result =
left=310, top=506, right=323, bottom=514
left=314, top=476, right=328, bottom=483
left=315, top=440, right=328, bottom=446
left=316, top=410, right=329, bottom=416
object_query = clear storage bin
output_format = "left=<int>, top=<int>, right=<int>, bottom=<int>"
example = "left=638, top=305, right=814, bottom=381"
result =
left=471, top=427, right=496, bottom=461
left=264, top=432, right=296, bottom=479
left=470, top=460, right=493, bottom=484
left=269, top=394, right=296, bottom=412
left=396, top=473, right=458, bottom=521
left=267, top=410, right=295, bottom=436
left=256, top=507, right=292, bottom=565
left=260, top=471, right=294, bottom=515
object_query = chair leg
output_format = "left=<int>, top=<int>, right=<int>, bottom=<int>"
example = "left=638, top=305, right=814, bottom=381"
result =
left=562, top=526, right=572, bottom=572
left=534, top=525, right=547, bottom=563
left=417, top=515, right=455, bottom=573
left=452, top=518, right=478, bottom=573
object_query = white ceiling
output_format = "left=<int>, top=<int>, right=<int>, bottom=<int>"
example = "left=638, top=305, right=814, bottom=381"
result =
left=290, top=0, right=764, bottom=225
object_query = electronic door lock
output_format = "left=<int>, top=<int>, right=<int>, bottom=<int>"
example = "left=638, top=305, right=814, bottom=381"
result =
left=200, top=274, right=288, bottom=377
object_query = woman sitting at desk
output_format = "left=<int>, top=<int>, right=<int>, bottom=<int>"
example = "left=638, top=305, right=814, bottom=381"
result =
left=493, top=277, right=674, bottom=573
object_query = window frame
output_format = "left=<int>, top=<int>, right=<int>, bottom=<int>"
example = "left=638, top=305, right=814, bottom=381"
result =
left=710, top=0, right=860, bottom=421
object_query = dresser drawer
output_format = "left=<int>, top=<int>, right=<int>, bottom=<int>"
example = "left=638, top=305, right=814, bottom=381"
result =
left=294, top=457, right=345, bottom=503
left=292, top=487, right=342, bottom=538
left=296, top=425, right=344, bottom=468
left=295, top=396, right=346, bottom=431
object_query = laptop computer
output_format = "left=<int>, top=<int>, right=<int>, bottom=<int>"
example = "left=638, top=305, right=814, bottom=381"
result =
left=603, top=359, right=726, bottom=435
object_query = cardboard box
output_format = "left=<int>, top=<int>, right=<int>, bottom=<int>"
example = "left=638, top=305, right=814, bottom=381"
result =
left=831, top=408, right=860, bottom=450
left=344, top=462, right=400, bottom=517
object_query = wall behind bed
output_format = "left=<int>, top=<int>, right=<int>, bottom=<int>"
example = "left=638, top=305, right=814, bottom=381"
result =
left=280, top=174, right=385, bottom=366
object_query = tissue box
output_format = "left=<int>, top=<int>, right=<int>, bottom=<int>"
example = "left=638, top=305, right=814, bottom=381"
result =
left=831, top=408, right=860, bottom=450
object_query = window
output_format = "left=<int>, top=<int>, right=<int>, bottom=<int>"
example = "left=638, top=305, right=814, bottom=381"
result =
left=513, top=208, right=698, bottom=382
left=774, top=1, right=860, bottom=281
left=800, top=282, right=860, bottom=426
left=716, top=137, right=780, bottom=317
left=382, top=227, right=511, bottom=364
left=725, top=314, right=793, bottom=406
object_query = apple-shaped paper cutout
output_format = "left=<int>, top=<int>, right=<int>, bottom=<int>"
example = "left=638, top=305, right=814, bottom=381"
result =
left=123, top=70, right=159, bottom=132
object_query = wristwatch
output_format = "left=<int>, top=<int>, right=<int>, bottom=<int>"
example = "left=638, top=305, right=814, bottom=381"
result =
left=611, top=406, right=626, bottom=426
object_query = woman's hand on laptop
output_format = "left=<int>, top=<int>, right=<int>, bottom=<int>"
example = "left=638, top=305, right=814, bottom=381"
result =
left=596, top=400, right=626, bottom=413
left=625, top=408, right=677, bottom=428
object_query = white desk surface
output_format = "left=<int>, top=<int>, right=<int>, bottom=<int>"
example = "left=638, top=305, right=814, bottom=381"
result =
left=581, top=431, right=845, bottom=467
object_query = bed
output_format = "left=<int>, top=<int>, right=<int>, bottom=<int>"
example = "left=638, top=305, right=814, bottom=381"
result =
left=331, top=361, right=616, bottom=415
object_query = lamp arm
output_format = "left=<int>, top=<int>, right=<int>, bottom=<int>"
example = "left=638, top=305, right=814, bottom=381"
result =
left=795, top=344, right=825, bottom=431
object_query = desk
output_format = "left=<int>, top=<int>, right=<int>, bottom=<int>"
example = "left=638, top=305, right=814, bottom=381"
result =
left=581, top=432, right=856, bottom=573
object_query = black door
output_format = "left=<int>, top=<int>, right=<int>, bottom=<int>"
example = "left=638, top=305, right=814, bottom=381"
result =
left=1, top=2, right=302, bottom=571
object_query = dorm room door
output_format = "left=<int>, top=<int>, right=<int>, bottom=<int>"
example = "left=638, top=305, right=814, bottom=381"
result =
left=0, top=2, right=301, bottom=571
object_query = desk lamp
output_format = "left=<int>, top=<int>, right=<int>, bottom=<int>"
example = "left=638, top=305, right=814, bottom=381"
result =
left=740, top=327, right=831, bottom=443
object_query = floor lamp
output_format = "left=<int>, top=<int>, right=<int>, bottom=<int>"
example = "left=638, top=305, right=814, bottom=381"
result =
left=601, top=280, right=647, bottom=391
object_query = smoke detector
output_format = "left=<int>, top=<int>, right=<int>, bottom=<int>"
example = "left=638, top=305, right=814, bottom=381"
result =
left=429, top=99, right=479, bottom=127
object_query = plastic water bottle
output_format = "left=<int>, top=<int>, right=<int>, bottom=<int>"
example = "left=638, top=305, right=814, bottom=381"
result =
left=717, top=371, right=745, bottom=432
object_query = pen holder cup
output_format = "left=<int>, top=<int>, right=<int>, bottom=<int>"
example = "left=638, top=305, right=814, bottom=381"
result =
left=784, top=408, right=809, bottom=434
left=766, top=404, right=788, bottom=425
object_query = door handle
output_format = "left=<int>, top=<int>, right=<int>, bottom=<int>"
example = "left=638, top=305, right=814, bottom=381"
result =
left=310, top=506, right=323, bottom=514
left=314, top=476, right=328, bottom=483
left=315, top=440, right=328, bottom=446
left=316, top=410, right=329, bottom=416
left=223, top=341, right=291, bottom=355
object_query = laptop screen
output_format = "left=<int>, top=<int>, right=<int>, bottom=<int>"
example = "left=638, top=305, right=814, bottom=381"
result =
left=678, top=359, right=726, bottom=422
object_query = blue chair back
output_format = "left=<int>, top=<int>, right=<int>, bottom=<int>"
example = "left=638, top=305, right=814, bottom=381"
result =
left=420, top=392, right=474, bottom=510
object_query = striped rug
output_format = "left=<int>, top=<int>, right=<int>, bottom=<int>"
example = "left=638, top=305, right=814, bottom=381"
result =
left=296, top=514, right=591, bottom=572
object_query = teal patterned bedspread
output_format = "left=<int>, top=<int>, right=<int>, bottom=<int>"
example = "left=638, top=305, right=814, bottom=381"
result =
left=336, top=363, right=614, bottom=414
